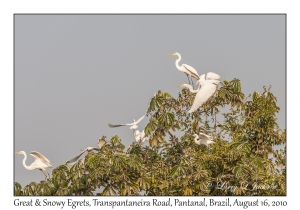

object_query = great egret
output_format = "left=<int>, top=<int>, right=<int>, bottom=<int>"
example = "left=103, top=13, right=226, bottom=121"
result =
left=67, top=147, right=100, bottom=165
left=133, top=129, right=149, bottom=143
left=178, top=73, right=220, bottom=113
left=193, top=133, right=214, bottom=146
left=108, top=114, right=146, bottom=130
left=168, top=52, right=200, bottom=86
left=15, top=151, right=53, bottom=180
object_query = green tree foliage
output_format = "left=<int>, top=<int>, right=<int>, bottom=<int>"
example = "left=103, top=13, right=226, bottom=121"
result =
left=15, top=79, right=286, bottom=196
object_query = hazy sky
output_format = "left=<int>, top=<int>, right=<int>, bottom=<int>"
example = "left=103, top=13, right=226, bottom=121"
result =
left=14, top=14, right=285, bottom=187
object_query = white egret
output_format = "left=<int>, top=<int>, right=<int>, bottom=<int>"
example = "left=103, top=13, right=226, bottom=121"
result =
left=133, top=129, right=149, bottom=143
left=168, top=52, right=200, bottom=86
left=108, top=114, right=146, bottom=130
left=15, top=151, right=53, bottom=180
left=193, top=133, right=214, bottom=146
left=189, top=79, right=220, bottom=113
left=177, top=73, right=220, bottom=113
left=67, top=147, right=100, bottom=165
left=206, top=72, right=220, bottom=80
left=178, top=73, right=220, bottom=113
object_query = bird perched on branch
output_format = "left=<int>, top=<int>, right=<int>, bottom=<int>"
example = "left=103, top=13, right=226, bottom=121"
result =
left=168, top=52, right=200, bottom=87
left=177, top=72, right=220, bottom=113
left=193, top=133, right=215, bottom=146
left=15, top=151, right=53, bottom=180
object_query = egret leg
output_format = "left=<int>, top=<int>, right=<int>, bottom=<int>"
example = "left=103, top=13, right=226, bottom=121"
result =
left=186, top=74, right=191, bottom=85
left=39, top=169, right=49, bottom=181
left=214, top=109, right=217, bottom=134
left=45, top=171, right=51, bottom=180
left=204, top=110, right=207, bottom=132
left=191, top=78, right=195, bottom=89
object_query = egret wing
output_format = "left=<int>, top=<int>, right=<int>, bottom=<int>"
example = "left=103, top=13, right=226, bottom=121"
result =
left=124, top=122, right=135, bottom=126
left=85, top=146, right=100, bottom=152
left=30, top=151, right=53, bottom=168
left=188, top=80, right=220, bottom=113
left=67, top=149, right=87, bottom=165
left=183, top=64, right=200, bottom=79
left=30, top=151, right=51, bottom=164
left=135, top=114, right=146, bottom=124
left=201, top=139, right=214, bottom=146
left=206, top=72, right=220, bottom=80
left=108, top=123, right=126, bottom=128
left=198, top=132, right=212, bottom=141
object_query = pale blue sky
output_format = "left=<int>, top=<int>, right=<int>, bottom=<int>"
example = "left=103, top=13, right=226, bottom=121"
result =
left=14, top=14, right=285, bottom=187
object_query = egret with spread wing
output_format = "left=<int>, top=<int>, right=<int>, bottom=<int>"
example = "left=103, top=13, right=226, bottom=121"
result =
left=67, top=147, right=100, bottom=165
left=108, top=114, right=146, bottom=130
left=15, top=151, right=53, bottom=180
left=168, top=52, right=200, bottom=86
left=189, top=79, right=220, bottom=113
left=177, top=73, right=220, bottom=113
left=193, top=133, right=214, bottom=146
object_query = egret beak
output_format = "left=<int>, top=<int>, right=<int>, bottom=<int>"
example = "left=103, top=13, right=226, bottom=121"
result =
left=168, top=53, right=174, bottom=56
left=15, top=151, right=20, bottom=154
left=176, top=84, right=183, bottom=88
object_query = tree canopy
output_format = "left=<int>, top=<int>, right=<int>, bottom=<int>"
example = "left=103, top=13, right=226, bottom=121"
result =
left=14, top=78, right=286, bottom=196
